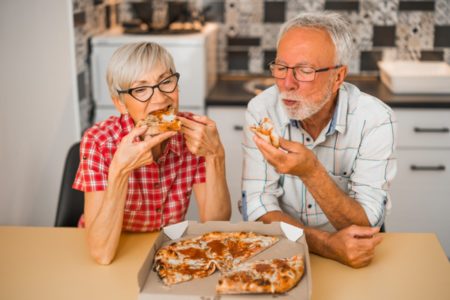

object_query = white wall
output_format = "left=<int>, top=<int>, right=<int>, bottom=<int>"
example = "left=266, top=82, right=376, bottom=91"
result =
left=0, top=0, right=80, bottom=226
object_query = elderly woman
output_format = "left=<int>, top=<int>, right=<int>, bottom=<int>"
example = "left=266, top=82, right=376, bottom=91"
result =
left=73, top=42, right=231, bottom=264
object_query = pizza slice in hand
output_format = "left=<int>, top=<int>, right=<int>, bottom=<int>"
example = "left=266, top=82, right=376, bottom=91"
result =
left=250, top=117, right=280, bottom=148
left=216, top=255, right=304, bottom=294
left=137, top=105, right=181, bottom=136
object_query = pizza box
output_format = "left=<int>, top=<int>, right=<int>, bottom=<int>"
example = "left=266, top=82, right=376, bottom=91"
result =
left=137, top=221, right=312, bottom=300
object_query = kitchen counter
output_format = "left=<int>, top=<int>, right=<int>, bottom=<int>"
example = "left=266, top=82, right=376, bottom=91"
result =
left=1, top=226, right=449, bottom=300
left=206, top=75, right=450, bottom=108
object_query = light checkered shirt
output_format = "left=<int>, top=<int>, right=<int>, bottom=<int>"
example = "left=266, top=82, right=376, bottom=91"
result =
left=73, top=114, right=205, bottom=232
left=241, top=82, right=397, bottom=231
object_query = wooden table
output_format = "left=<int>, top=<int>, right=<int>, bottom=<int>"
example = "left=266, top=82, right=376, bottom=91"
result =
left=1, top=227, right=449, bottom=300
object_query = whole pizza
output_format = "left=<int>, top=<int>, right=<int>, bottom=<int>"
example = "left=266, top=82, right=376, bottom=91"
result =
left=153, top=231, right=305, bottom=294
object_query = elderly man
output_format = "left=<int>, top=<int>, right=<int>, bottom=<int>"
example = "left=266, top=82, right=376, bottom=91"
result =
left=241, top=12, right=397, bottom=268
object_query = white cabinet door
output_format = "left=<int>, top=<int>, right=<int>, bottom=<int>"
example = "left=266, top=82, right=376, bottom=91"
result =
left=395, top=109, right=450, bottom=148
left=207, top=106, right=247, bottom=222
left=388, top=108, right=450, bottom=258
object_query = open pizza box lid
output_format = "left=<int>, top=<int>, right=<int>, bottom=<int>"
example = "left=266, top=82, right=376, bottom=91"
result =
left=137, top=221, right=312, bottom=300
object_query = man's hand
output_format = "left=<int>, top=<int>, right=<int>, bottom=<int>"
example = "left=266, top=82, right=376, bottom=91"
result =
left=324, top=225, right=383, bottom=268
left=111, top=125, right=176, bottom=174
left=253, top=135, right=317, bottom=178
left=179, top=115, right=224, bottom=157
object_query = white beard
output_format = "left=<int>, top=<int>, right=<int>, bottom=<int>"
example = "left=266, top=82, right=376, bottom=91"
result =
left=279, top=81, right=333, bottom=120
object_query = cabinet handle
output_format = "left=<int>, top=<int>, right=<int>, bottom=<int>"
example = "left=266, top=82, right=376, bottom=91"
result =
left=410, top=165, right=446, bottom=171
left=413, top=127, right=449, bottom=133
left=233, top=125, right=243, bottom=131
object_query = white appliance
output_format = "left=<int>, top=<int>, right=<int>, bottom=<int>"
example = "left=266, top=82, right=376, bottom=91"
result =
left=90, top=23, right=218, bottom=122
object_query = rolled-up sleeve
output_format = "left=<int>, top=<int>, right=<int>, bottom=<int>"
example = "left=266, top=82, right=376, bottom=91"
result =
left=241, top=104, right=284, bottom=221
left=349, top=111, right=398, bottom=227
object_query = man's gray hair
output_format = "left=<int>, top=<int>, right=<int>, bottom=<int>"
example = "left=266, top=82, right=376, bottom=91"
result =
left=106, top=42, right=176, bottom=98
left=277, top=11, right=354, bottom=66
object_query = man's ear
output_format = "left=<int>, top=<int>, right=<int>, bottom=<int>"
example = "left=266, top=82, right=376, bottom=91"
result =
left=332, top=65, right=348, bottom=93
left=112, top=96, right=128, bottom=114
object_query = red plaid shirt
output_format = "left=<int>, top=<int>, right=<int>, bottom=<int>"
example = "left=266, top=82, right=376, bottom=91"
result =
left=73, top=114, right=206, bottom=232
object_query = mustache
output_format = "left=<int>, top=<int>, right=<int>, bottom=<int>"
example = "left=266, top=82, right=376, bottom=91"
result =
left=279, top=93, right=304, bottom=101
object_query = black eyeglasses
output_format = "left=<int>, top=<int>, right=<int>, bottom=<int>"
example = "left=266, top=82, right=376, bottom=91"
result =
left=117, top=72, right=180, bottom=102
left=269, top=62, right=341, bottom=82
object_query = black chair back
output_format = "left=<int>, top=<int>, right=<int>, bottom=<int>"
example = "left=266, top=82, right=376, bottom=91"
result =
left=54, top=142, right=84, bottom=227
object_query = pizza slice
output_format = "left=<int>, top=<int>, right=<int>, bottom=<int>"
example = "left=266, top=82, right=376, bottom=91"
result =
left=203, top=232, right=279, bottom=272
left=153, top=237, right=216, bottom=285
left=137, top=105, right=181, bottom=135
left=216, top=255, right=304, bottom=294
left=250, top=117, right=280, bottom=148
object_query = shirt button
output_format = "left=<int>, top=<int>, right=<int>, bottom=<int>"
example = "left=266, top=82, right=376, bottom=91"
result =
left=306, top=137, right=311, bottom=142
left=154, top=183, right=161, bottom=188
left=156, top=208, right=162, bottom=213
left=307, top=204, right=312, bottom=209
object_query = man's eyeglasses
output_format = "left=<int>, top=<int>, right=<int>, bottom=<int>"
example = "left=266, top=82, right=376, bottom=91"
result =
left=269, top=62, right=341, bottom=82
left=117, top=72, right=180, bottom=102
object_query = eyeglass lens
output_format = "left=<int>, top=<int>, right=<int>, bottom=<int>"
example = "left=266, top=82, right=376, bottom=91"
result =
left=270, top=64, right=316, bottom=82
left=131, top=74, right=179, bottom=101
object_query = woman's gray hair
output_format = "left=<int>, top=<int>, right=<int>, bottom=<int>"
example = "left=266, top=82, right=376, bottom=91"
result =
left=277, top=11, right=354, bottom=66
left=106, top=42, right=176, bottom=98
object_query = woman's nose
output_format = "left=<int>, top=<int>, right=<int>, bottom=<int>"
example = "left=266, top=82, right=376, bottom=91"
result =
left=151, top=88, right=171, bottom=104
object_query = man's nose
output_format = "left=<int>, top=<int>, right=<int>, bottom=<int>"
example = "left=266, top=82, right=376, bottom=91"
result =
left=283, top=68, right=299, bottom=91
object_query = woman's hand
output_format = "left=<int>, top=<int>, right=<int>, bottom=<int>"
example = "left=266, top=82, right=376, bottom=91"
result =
left=111, top=125, right=176, bottom=174
left=179, top=115, right=224, bottom=157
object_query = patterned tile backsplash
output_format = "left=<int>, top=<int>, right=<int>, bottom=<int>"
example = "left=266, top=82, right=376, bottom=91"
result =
left=73, top=0, right=450, bottom=130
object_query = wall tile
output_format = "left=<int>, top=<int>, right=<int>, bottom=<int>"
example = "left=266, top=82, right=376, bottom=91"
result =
left=228, top=37, right=261, bottom=46
left=74, top=12, right=86, bottom=27
left=434, top=25, right=450, bottom=47
left=249, top=47, right=264, bottom=73
left=228, top=50, right=249, bottom=71
left=325, top=0, right=359, bottom=11
left=286, top=0, right=325, bottom=20
left=264, top=50, right=277, bottom=71
left=77, top=72, right=86, bottom=101
left=261, top=24, right=281, bottom=49
left=396, top=12, right=434, bottom=60
left=373, top=26, right=396, bottom=47
left=444, top=49, right=450, bottom=64
left=399, top=0, right=435, bottom=11
left=360, top=50, right=382, bottom=71
left=264, top=1, right=286, bottom=23
left=435, top=0, right=450, bottom=25
left=360, top=0, right=399, bottom=26
left=420, top=50, right=444, bottom=61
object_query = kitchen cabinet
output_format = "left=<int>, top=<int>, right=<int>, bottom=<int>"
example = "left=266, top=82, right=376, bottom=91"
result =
left=207, top=106, right=247, bottom=222
left=387, top=108, right=450, bottom=257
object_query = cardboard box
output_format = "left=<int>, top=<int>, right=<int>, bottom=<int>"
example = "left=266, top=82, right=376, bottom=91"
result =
left=137, top=221, right=312, bottom=300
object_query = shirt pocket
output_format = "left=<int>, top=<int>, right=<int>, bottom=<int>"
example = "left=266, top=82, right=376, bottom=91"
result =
left=329, top=174, right=349, bottom=194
